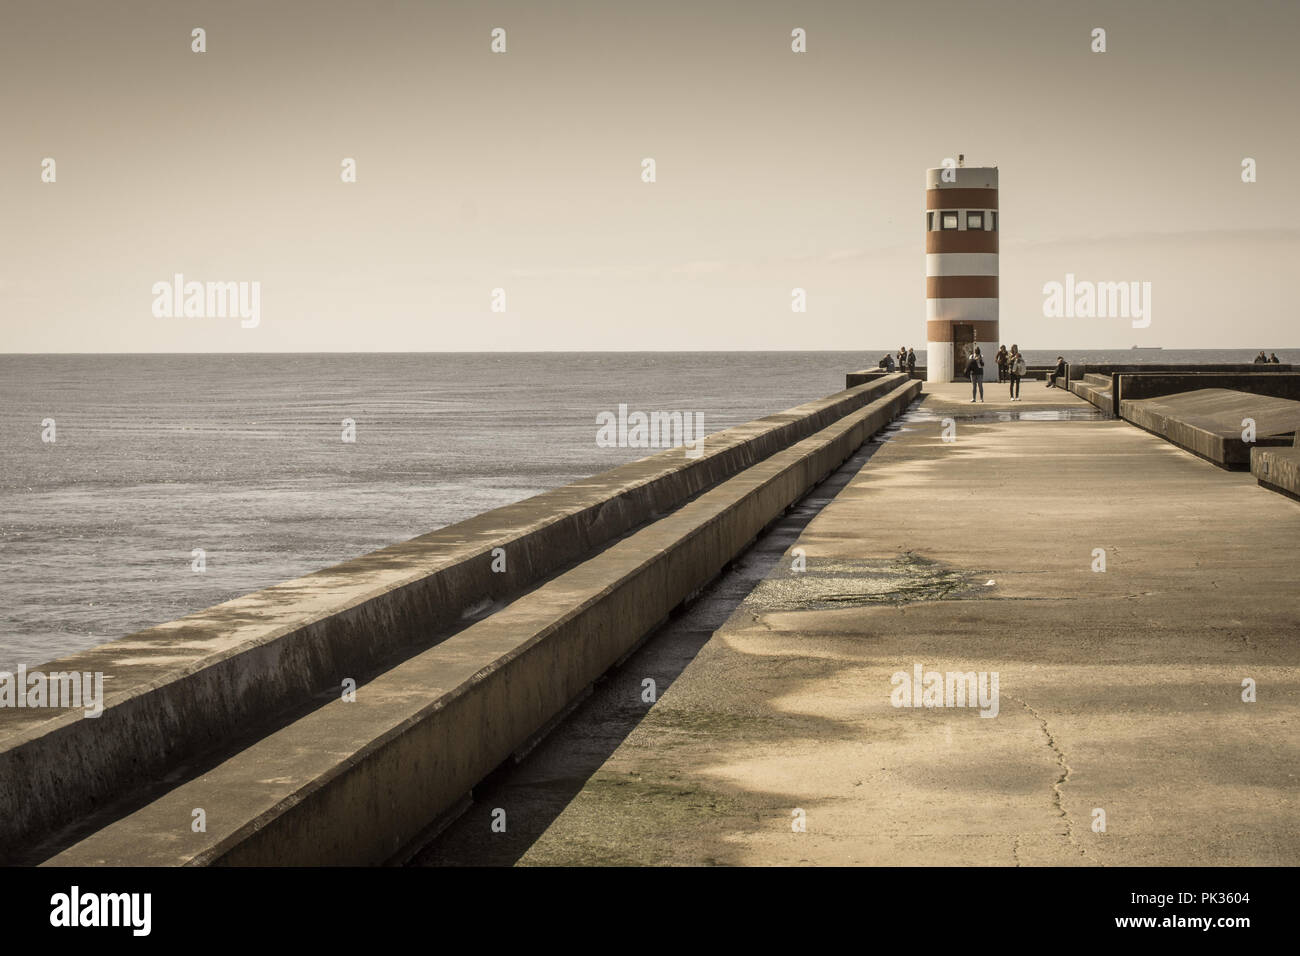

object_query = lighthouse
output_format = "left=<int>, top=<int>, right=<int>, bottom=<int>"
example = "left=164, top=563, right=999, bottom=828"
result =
left=925, top=160, right=998, bottom=382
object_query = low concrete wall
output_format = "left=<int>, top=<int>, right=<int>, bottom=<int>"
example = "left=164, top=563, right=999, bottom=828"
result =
left=1117, top=372, right=1300, bottom=409
left=848, top=366, right=1059, bottom=386
left=1070, top=376, right=1113, bottom=414
left=1073, top=362, right=1294, bottom=377
left=1120, top=388, right=1300, bottom=468
left=1121, top=399, right=1242, bottom=466
left=0, top=375, right=910, bottom=862
left=847, top=368, right=925, bottom=386
left=1093, top=372, right=1300, bottom=418
left=1251, top=432, right=1300, bottom=500
left=45, top=379, right=922, bottom=866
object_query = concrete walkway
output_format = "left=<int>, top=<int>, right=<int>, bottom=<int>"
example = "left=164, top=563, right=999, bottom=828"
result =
left=415, top=382, right=1299, bottom=866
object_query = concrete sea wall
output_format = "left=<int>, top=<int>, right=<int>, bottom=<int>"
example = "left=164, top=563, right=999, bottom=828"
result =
left=45, top=377, right=920, bottom=866
left=1117, top=372, right=1300, bottom=404
left=3, top=374, right=918, bottom=864
left=1072, top=371, right=1300, bottom=418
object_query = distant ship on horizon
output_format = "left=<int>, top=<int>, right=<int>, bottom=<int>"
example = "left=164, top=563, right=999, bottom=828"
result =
left=1131, top=345, right=1163, bottom=350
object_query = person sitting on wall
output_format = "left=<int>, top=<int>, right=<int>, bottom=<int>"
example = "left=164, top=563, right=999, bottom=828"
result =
left=1269, top=352, right=1281, bottom=364
left=1254, top=351, right=1269, bottom=363
left=880, top=354, right=895, bottom=372
left=1046, top=356, right=1067, bottom=388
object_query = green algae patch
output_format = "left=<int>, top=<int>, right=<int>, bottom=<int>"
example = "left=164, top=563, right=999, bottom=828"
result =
left=743, top=552, right=985, bottom=611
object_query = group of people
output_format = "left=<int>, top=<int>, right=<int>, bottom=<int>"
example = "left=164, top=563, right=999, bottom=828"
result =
left=963, top=345, right=1065, bottom=402
left=964, top=344, right=1024, bottom=402
left=882, top=345, right=1284, bottom=404
left=879, top=346, right=918, bottom=377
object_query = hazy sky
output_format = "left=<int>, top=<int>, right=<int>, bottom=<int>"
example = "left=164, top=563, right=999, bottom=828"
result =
left=2, top=0, right=1296, bottom=352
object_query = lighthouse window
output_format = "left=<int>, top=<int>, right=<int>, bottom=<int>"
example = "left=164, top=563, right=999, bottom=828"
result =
left=966, top=211, right=983, bottom=230
left=927, top=212, right=934, bottom=231
left=940, top=211, right=958, bottom=230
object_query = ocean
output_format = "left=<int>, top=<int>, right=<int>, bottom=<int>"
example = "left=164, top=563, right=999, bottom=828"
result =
left=1, top=349, right=1294, bottom=669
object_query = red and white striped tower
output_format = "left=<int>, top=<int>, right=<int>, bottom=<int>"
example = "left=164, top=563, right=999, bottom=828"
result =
left=925, top=162, right=999, bottom=381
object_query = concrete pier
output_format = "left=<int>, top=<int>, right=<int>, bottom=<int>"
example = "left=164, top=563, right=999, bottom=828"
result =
left=416, top=381, right=1300, bottom=866
left=9, top=371, right=1298, bottom=866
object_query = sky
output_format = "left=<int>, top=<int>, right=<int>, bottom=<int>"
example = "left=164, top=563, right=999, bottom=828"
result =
left=2, top=0, right=1297, bottom=352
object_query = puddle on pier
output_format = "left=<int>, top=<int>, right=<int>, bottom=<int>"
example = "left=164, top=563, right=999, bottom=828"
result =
left=902, top=407, right=1101, bottom=425
left=743, top=552, right=988, bottom=612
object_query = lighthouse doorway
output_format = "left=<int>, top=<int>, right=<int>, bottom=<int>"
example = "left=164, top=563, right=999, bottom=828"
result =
left=952, top=324, right=976, bottom=380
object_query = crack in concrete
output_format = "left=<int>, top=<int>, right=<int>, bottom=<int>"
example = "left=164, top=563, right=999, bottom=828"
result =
left=1008, top=695, right=1086, bottom=859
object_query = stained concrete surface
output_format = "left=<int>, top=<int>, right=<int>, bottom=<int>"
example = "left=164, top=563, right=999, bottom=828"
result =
left=415, top=383, right=1299, bottom=866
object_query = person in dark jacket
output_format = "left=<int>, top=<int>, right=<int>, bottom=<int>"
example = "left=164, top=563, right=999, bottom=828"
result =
left=1254, top=351, right=1269, bottom=364
left=1046, top=356, right=1066, bottom=388
left=965, top=346, right=985, bottom=402
left=906, top=348, right=917, bottom=378
left=1008, top=344, right=1025, bottom=401
left=1269, top=352, right=1281, bottom=364
left=995, top=345, right=1009, bottom=383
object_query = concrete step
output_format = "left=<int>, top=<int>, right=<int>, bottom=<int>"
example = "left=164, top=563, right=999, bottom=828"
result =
left=1252, top=445, right=1300, bottom=500
left=1071, top=379, right=1113, bottom=413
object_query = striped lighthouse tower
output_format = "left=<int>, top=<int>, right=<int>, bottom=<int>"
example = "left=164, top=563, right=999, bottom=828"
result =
left=925, top=160, right=998, bottom=382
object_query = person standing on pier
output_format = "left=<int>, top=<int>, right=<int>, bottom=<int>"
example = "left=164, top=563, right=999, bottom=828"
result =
left=907, top=347, right=917, bottom=378
left=965, top=346, right=985, bottom=402
left=1008, top=345, right=1024, bottom=401
left=995, top=345, right=1009, bottom=383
